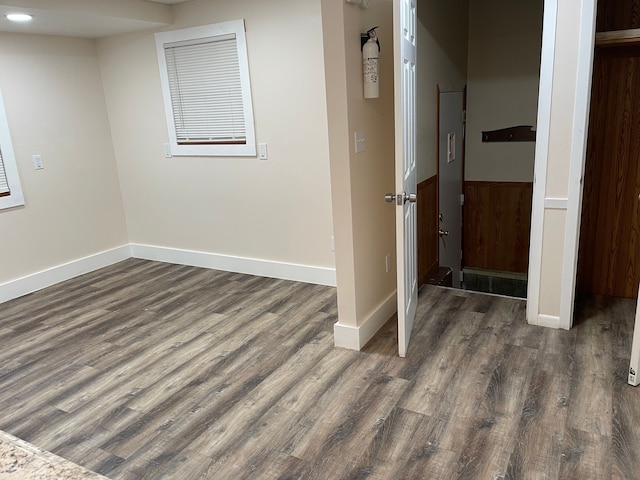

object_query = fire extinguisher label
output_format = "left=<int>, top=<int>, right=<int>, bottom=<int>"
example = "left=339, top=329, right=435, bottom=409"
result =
left=363, top=58, right=378, bottom=83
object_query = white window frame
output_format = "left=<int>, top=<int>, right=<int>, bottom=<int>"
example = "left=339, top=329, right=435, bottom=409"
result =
left=0, top=88, right=24, bottom=210
left=155, top=20, right=256, bottom=157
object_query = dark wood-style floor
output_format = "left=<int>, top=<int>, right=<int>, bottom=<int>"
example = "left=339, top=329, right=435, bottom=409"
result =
left=0, top=259, right=638, bottom=479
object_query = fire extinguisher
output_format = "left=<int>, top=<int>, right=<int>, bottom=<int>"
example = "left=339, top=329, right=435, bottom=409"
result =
left=363, top=26, right=380, bottom=99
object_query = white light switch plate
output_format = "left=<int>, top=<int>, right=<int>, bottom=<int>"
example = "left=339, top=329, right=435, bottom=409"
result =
left=259, top=143, right=268, bottom=160
left=33, top=154, right=43, bottom=170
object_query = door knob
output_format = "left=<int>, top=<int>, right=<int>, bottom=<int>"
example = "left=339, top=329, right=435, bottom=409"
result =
left=403, top=192, right=417, bottom=203
left=438, top=229, right=449, bottom=236
left=385, top=192, right=417, bottom=205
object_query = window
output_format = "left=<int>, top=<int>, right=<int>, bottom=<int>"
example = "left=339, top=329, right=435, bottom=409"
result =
left=0, top=89, right=24, bottom=210
left=155, top=20, right=256, bottom=156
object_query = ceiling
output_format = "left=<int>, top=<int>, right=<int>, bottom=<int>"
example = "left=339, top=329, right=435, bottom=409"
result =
left=0, top=0, right=192, bottom=38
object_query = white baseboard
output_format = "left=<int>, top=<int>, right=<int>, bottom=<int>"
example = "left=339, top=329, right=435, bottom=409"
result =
left=529, top=313, right=562, bottom=329
left=130, top=244, right=337, bottom=287
left=334, top=291, right=397, bottom=351
left=0, top=245, right=131, bottom=304
left=0, top=243, right=336, bottom=305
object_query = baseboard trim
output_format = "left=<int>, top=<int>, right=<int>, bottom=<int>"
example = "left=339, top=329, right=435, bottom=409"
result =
left=130, top=244, right=337, bottom=287
left=530, top=313, right=562, bottom=329
left=334, top=291, right=397, bottom=351
left=0, top=245, right=131, bottom=304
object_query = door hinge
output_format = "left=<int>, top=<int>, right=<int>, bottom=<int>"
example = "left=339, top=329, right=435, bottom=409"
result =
left=460, top=193, right=465, bottom=206
left=462, top=110, right=467, bottom=124
left=459, top=270, right=464, bottom=282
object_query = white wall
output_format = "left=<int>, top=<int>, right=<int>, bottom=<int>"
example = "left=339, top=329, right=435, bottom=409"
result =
left=0, top=33, right=128, bottom=285
left=97, top=0, right=335, bottom=273
left=465, top=0, right=543, bottom=182
left=416, top=0, right=469, bottom=182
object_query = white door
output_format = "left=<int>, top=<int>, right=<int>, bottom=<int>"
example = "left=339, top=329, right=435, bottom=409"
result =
left=438, top=91, right=464, bottom=288
left=393, top=0, right=418, bottom=358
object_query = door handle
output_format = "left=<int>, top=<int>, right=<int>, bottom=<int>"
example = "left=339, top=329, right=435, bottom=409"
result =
left=385, top=192, right=417, bottom=205
left=438, top=229, right=449, bottom=236
left=403, top=192, right=417, bottom=203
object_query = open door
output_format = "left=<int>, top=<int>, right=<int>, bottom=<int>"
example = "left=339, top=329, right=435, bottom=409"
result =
left=393, top=0, right=418, bottom=358
left=437, top=90, right=464, bottom=288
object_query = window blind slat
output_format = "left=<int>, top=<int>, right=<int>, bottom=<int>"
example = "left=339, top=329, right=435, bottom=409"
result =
left=0, top=148, right=9, bottom=195
left=164, top=35, right=246, bottom=144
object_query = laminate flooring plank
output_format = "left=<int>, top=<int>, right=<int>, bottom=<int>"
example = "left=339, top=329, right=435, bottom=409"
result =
left=453, top=344, right=538, bottom=479
left=567, top=353, right=613, bottom=437
left=42, top=311, right=291, bottom=454
left=284, top=372, right=409, bottom=480
left=505, top=368, right=570, bottom=480
left=397, top=310, right=486, bottom=415
left=0, top=308, right=119, bottom=369
left=277, top=354, right=388, bottom=463
left=2, top=262, right=640, bottom=480
left=611, top=357, right=640, bottom=480
left=574, top=306, right=612, bottom=377
left=345, top=407, right=427, bottom=480
left=185, top=337, right=337, bottom=459
left=611, top=295, right=637, bottom=359
left=557, top=427, right=611, bottom=480
left=102, top=327, right=333, bottom=478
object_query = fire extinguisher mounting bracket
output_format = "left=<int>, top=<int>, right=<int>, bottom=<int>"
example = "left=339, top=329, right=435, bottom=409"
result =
left=361, top=26, right=380, bottom=52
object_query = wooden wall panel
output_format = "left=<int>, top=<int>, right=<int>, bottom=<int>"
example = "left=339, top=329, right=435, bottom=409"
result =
left=417, top=175, right=438, bottom=286
left=577, top=47, right=640, bottom=299
left=597, top=0, right=640, bottom=32
left=463, top=181, right=533, bottom=274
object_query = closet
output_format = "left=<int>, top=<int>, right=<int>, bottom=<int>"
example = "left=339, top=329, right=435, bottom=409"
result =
left=577, top=0, right=640, bottom=299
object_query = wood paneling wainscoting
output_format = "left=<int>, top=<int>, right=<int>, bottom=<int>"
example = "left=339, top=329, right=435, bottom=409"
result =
left=463, top=181, right=533, bottom=274
left=417, top=175, right=438, bottom=286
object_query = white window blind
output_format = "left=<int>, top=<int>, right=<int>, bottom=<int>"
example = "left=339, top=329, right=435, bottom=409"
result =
left=165, top=35, right=246, bottom=145
left=155, top=20, right=256, bottom=157
left=0, top=148, right=9, bottom=196
left=0, top=87, right=24, bottom=209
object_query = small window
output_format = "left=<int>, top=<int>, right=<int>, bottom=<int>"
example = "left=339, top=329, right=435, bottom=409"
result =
left=155, top=20, right=256, bottom=156
left=0, top=89, right=24, bottom=210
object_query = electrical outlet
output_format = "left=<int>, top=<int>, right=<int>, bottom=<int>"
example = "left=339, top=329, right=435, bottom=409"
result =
left=354, top=130, right=365, bottom=153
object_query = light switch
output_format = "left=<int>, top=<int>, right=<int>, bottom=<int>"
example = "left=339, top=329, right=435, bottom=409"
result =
left=33, top=154, right=43, bottom=170
left=259, top=143, right=268, bottom=160
left=354, top=130, right=365, bottom=154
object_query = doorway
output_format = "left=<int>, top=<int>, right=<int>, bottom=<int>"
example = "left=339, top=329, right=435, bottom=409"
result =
left=437, top=89, right=464, bottom=289
left=417, top=0, right=541, bottom=299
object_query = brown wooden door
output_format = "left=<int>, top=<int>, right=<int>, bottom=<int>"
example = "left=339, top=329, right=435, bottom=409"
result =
left=577, top=46, right=640, bottom=298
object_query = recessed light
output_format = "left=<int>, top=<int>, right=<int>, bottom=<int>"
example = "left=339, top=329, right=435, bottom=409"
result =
left=6, top=13, right=33, bottom=23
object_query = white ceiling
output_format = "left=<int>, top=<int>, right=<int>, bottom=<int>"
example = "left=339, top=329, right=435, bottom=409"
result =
left=0, top=0, right=192, bottom=38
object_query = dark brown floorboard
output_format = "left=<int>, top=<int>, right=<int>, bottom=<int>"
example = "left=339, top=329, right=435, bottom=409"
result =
left=0, top=259, right=638, bottom=479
